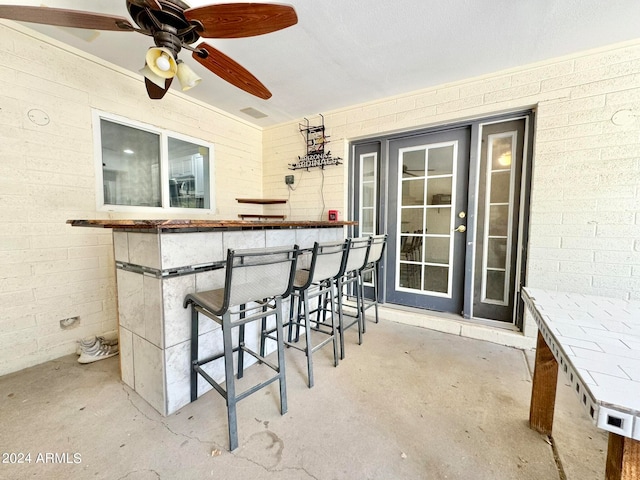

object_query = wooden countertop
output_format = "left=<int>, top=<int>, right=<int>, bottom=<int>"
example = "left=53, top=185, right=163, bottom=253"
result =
left=67, top=219, right=356, bottom=231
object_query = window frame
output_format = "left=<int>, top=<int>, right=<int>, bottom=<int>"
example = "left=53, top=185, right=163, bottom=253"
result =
left=92, top=110, right=215, bottom=213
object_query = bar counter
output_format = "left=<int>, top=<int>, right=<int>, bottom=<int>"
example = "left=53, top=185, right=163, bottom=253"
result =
left=67, top=219, right=355, bottom=230
left=69, top=219, right=353, bottom=415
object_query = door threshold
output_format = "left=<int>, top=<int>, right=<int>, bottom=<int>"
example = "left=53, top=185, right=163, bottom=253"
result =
left=376, top=303, right=536, bottom=350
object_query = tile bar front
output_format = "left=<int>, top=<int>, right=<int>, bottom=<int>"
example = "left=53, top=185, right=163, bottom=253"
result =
left=68, top=220, right=350, bottom=415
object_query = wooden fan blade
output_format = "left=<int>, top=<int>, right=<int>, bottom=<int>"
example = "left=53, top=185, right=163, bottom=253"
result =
left=145, top=77, right=172, bottom=100
left=192, top=42, right=271, bottom=99
left=0, top=5, right=134, bottom=31
left=184, top=3, right=297, bottom=38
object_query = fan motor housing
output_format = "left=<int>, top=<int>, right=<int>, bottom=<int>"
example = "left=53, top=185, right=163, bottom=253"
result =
left=126, top=0, right=200, bottom=48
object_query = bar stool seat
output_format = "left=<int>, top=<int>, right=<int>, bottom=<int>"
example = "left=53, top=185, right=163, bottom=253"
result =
left=335, top=237, right=371, bottom=359
left=184, top=245, right=298, bottom=451
left=262, top=240, right=348, bottom=388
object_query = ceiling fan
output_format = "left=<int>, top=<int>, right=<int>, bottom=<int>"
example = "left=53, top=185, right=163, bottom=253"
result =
left=0, top=1, right=297, bottom=99
left=402, top=164, right=426, bottom=177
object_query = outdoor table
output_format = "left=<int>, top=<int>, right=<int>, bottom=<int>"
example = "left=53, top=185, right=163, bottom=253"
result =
left=522, top=287, right=640, bottom=480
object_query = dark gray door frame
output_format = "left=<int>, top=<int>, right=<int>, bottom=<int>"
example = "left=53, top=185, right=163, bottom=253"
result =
left=349, top=109, right=534, bottom=327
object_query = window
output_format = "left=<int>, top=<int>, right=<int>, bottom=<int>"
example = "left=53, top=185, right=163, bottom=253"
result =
left=359, top=151, right=378, bottom=285
left=94, top=111, right=214, bottom=211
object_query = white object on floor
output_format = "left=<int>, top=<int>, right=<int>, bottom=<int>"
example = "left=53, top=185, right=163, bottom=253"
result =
left=77, top=334, right=119, bottom=364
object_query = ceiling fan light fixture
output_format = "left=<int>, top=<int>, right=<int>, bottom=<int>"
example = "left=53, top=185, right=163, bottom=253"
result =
left=139, top=63, right=167, bottom=89
left=176, top=61, right=202, bottom=91
left=145, top=47, right=178, bottom=78
left=0, top=2, right=299, bottom=100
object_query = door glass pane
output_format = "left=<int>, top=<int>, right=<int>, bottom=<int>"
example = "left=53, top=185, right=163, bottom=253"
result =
left=487, top=238, right=507, bottom=269
left=425, top=208, right=450, bottom=235
left=485, top=270, right=506, bottom=301
left=101, top=119, right=161, bottom=207
left=428, top=146, right=454, bottom=175
left=399, top=263, right=422, bottom=289
left=400, top=208, right=424, bottom=234
left=402, top=150, right=425, bottom=178
left=400, top=236, right=422, bottom=262
left=481, top=131, right=516, bottom=306
left=396, top=141, right=457, bottom=299
left=488, top=205, right=509, bottom=236
left=168, top=138, right=210, bottom=209
left=402, top=179, right=424, bottom=206
left=491, top=136, right=513, bottom=170
left=423, top=265, right=449, bottom=294
left=490, top=171, right=510, bottom=203
left=426, top=177, right=452, bottom=206
left=424, top=237, right=450, bottom=264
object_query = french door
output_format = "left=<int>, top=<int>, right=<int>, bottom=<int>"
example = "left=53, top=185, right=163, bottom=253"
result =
left=387, top=128, right=470, bottom=313
left=351, top=113, right=532, bottom=325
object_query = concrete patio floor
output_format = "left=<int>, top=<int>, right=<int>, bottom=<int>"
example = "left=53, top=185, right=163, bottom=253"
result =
left=0, top=318, right=607, bottom=480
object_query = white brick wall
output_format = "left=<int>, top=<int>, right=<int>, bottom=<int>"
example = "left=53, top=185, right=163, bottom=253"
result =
left=263, top=40, right=640, bottom=306
left=2, top=22, right=640, bottom=374
left=0, top=23, right=262, bottom=376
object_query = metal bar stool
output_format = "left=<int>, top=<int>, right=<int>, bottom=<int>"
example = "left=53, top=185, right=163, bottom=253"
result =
left=335, top=236, right=371, bottom=359
left=183, top=245, right=298, bottom=451
left=360, top=234, right=387, bottom=329
left=261, top=240, right=348, bottom=388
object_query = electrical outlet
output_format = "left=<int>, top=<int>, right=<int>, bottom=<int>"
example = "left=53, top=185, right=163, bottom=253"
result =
left=285, top=175, right=294, bottom=185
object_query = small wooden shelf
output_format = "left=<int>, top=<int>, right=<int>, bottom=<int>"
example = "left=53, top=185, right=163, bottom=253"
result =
left=236, top=198, right=287, bottom=205
left=238, top=214, right=286, bottom=220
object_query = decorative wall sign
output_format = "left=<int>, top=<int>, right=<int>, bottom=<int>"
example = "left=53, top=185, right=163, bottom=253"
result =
left=289, top=114, right=342, bottom=170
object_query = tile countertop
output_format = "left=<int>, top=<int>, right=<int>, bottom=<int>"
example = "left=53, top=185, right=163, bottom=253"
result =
left=523, top=288, right=640, bottom=415
left=67, top=219, right=356, bottom=230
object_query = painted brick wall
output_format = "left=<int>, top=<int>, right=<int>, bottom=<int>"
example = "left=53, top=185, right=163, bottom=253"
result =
left=2, top=22, right=639, bottom=375
left=0, top=24, right=262, bottom=376
left=263, top=40, right=640, bottom=305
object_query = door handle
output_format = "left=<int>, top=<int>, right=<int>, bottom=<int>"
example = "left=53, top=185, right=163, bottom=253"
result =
left=453, top=225, right=466, bottom=233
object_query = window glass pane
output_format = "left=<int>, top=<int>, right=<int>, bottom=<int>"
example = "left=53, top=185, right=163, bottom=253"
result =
left=101, top=119, right=160, bottom=207
left=361, top=208, right=374, bottom=232
left=362, top=155, right=375, bottom=181
left=362, top=183, right=374, bottom=208
left=168, top=138, right=210, bottom=209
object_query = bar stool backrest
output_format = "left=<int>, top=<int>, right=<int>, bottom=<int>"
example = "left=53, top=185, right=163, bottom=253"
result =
left=308, top=240, right=349, bottom=286
left=343, top=237, right=371, bottom=274
left=366, top=234, right=387, bottom=265
left=224, top=245, right=298, bottom=313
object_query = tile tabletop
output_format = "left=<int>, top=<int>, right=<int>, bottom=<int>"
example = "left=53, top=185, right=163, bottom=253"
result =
left=522, top=287, right=640, bottom=439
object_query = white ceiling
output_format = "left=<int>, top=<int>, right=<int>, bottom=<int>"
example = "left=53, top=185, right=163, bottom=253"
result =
left=5, top=0, right=640, bottom=126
